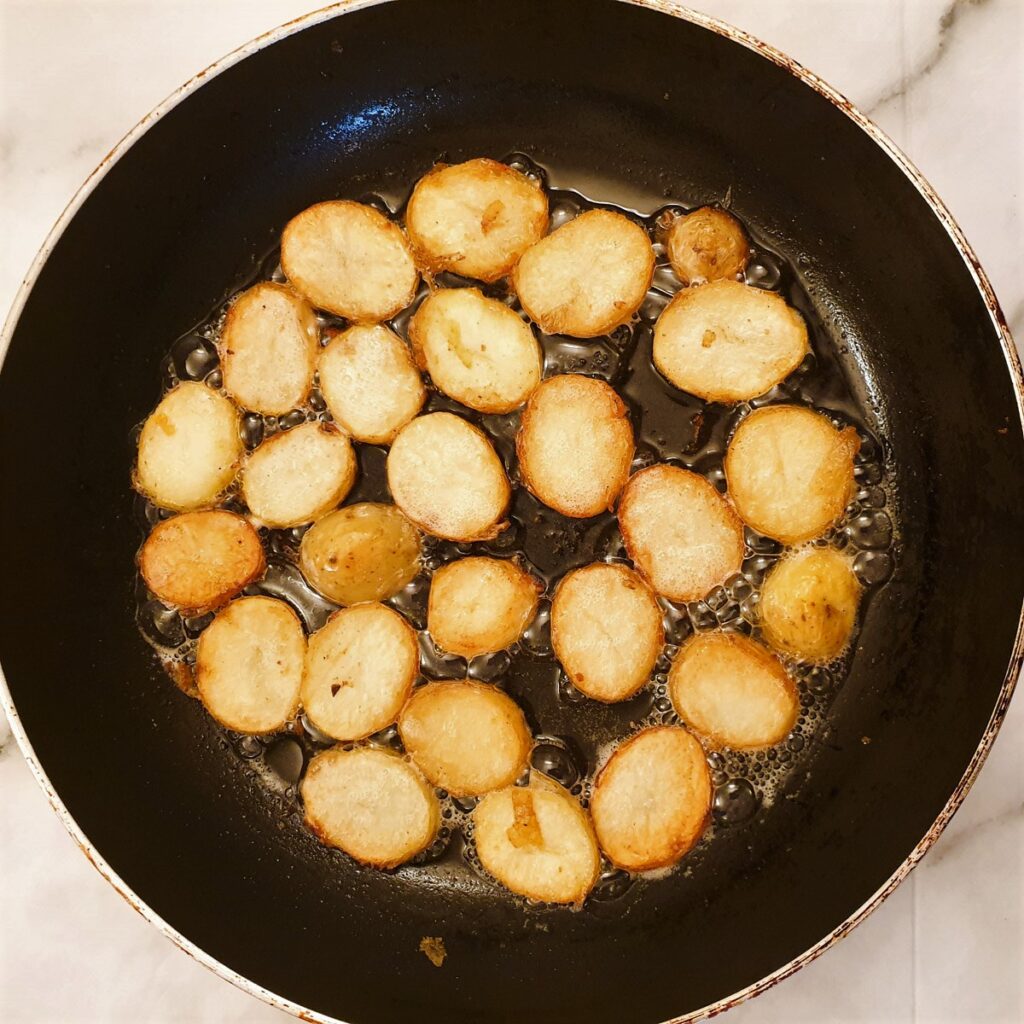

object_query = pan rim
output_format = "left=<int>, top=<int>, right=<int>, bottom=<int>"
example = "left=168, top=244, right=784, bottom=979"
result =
left=0, top=1, right=1020, bottom=1022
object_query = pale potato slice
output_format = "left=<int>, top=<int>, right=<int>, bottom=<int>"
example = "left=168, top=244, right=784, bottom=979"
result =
left=408, top=288, right=541, bottom=414
left=299, top=503, right=421, bottom=605
left=241, top=422, right=356, bottom=528
left=405, top=158, right=549, bottom=282
left=195, top=596, right=305, bottom=734
left=427, top=557, right=541, bottom=658
left=665, top=207, right=750, bottom=285
left=473, top=776, right=600, bottom=904
left=302, top=747, right=439, bottom=868
left=590, top=726, right=711, bottom=871
left=139, top=510, right=264, bottom=614
left=551, top=563, right=663, bottom=702
left=512, top=210, right=655, bottom=338
left=618, top=465, right=745, bottom=602
left=302, top=603, right=418, bottom=742
left=653, top=280, right=808, bottom=403
left=760, top=546, right=860, bottom=662
left=280, top=200, right=418, bottom=322
left=135, top=382, right=242, bottom=511
left=386, top=412, right=510, bottom=541
left=668, top=632, right=798, bottom=749
left=725, top=405, right=859, bottom=544
left=517, top=374, right=634, bottom=517
left=318, top=324, right=425, bottom=444
left=220, top=282, right=318, bottom=415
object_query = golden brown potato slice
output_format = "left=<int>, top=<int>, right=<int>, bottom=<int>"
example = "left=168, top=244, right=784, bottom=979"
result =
left=590, top=726, right=711, bottom=871
left=139, top=510, right=264, bottom=614
left=280, top=200, right=418, bottom=322
left=241, top=422, right=356, bottom=528
left=386, top=412, right=510, bottom=541
left=618, top=464, right=745, bottom=602
left=665, top=207, right=750, bottom=285
left=318, top=324, right=425, bottom=444
left=195, top=596, right=305, bottom=734
left=653, top=280, right=808, bottom=403
left=299, top=503, right=421, bottom=606
left=408, top=288, right=541, bottom=413
left=517, top=374, right=634, bottom=517
left=427, top=557, right=541, bottom=658
left=405, top=158, right=549, bottom=282
left=302, top=603, right=418, bottom=742
left=668, top=632, right=798, bottom=749
left=725, top=405, right=859, bottom=544
left=551, top=563, right=663, bottom=702
left=302, top=747, right=440, bottom=868
left=135, top=382, right=242, bottom=511
left=220, top=282, right=318, bottom=415
left=512, top=210, right=655, bottom=337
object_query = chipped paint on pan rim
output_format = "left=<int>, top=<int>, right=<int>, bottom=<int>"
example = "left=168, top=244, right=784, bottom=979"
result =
left=0, top=1, right=1020, bottom=1022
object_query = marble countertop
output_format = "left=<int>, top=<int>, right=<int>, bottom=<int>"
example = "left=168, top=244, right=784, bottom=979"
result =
left=0, top=1, right=1021, bottom=1021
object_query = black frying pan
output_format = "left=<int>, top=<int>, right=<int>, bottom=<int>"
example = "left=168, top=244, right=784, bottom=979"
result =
left=1, top=2, right=1021, bottom=1022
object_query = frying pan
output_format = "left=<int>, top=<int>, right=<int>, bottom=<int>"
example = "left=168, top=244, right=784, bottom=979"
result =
left=1, top=1, right=1021, bottom=1022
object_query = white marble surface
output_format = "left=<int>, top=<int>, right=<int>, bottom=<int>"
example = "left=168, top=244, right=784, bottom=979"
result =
left=0, top=1, right=1021, bottom=1022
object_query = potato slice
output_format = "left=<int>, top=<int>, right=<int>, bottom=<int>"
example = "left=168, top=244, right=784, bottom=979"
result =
left=318, top=324, right=425, bottom=444
left=280, top=200, right=418, bottom=322
left=408, top=288, right=541, bottom=414
left=551, top=563, right=663, bottom=702
left=618, top=465, right=745, bottom=602
left=302, top=603, right=418, bottom=742
left=195, top=596, right=305, bottom=734
left=386, top=412, right=510, bottom=541
left=590, top=726, right=710, bottom=871
left=427, top=556, right=541, bottom=658
left=302, top=747, right=439, bottom=868
left=517, top=374, right=634, bottom=517
left=665, top=207, right=750, bottom=285
left=220, top=282, right=318, bottom=415
left=473, top=777, right=600, bottom=903
left=241, top=422, right=356, bottom=528
left=135, top=382, right=242, bottom=511
left=725, top=405, right=859, bottom=544
left=405, top=158, right=549, bottom=282
left=299, top=503, right=421, bottom=606
left=653, top=280, right=808, bottom=403
left=760, top=546, right=860, bottom=662
left=139, top=510, right=264, bottom=614
left=512, top=210, right=655, bottom=337
left=668, top=632, right=798, bottom=749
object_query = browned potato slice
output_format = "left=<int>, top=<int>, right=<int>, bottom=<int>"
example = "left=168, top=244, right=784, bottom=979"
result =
left=139, top=510, right=264, bottom=614
left=427, top=557, right=541, bottom=658
left=302, top=747, right=440, bottom=868
left=725, top=405, right=859, bottom=544
left=220, top=282, right=318, bottom=415
left=668, top=632, right=798, bottom=749
left=302, top=603, right=418, bottom=742
left=195, top=596, right=304, bottom=734
left=665, top=207, right=750, bottom=285
left=405, top=158, right=549, bottom=282
left=760, top=546, right=860, bottom=662
left=318, top=324, right=425, bottom=444
left=241, top=422, right=356, bottom=528
left=280, top=200, right=418, bottom=322
left=618, top=465, right=745, bottom=602
left=653, top=280, right=808, bottom=403
left=517, top=374, right=634, bottom=517
left=512, top=210, right=655, bottom=337
left=408, top=288, right=541, bottom=413
left=386, top=412, right=510, bottom=541
left=398, top=680, right=532, bottom=796
left=135, top=382, right=242, bottom=511
left=299, top=503, right=421, bottom=606
left=551, top=563, right=663, bottom=702
left=590, top=726, right=711, bottom=871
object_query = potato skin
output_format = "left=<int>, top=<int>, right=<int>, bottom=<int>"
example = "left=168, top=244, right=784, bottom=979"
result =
left=665, top=207, right=750, bottom=285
